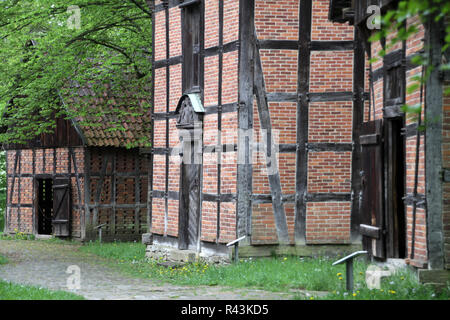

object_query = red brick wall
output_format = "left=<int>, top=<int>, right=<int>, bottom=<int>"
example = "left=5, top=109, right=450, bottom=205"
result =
left=151, top=0, right=239, bottom=244
left=6, top=147, right=85, bottom=237
left=251, top=0, right=354, bottom=244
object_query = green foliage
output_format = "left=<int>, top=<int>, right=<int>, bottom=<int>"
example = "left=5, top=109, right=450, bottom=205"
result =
left=0, top=230, right=35, bottom=240
left=0, top=280, right=85, bottom=300
left=0, top=0, right=152, bottom=146
left=370, top=0, right=450, bottom=113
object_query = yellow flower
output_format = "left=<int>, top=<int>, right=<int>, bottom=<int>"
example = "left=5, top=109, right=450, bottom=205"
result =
left=283, top=257, right=288, bottom=261
left=389, top=290, right=396, bottom=294
left=339, top=277, right=343, bottom=280
left=309, top=296, right=314, bottom=300
left=400, top=276, right=405, bottom=280
left=359, top=272, right=364, bottom=275
left=337, top=273, right=342, bottom=276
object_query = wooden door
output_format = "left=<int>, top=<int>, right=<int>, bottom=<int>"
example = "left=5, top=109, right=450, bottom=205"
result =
left=178, top=138, right=201, bottom=250
left=52, top=177, right=71, bottom=237
left=359, top=119, right=385, bottom=258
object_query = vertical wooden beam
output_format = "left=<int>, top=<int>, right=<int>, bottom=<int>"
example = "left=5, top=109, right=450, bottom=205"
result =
left=70, top=148, right=84, bottom=239
left=164, top=0, right=170, bottom=236
left=4, top=150, right=9, bottom=233
left=148, top=0, right=155, bottom=236
left=294, top=0, right=312, bottom=245
left=8, top=150, right=19, bottom=233
left=111, top=151, right=116, bottom=236
left=425, top=16, right=445, bottom=270
left=253, top=39, right=289, bottom=244
left=134, top=152, right=140, bottom=235
left=350, top=26, right=365, bottom=242
left=237, top=0, right=255, bottom=242
left=84, top=147, right=91, bottom=239
left=17, top=150, right=21, bottom=232
left=32, top=148, right=37, bottom=235
left=216, top=0, right=224, bottom=243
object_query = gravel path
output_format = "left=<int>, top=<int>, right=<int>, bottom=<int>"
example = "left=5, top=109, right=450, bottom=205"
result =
left=0, top=240, right=310, bottom=300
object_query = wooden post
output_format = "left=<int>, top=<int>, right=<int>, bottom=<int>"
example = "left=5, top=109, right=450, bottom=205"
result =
left=236, top=0, right=255, bottom=242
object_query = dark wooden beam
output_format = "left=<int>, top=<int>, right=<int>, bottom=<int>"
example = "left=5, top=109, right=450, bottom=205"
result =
left=350, top=26, right=365, bottom=242
left=294, top=0, right=312, bottom=245
left=236, top=0, right=255, bottom=242
left=425, top=16, right=445, bottom=269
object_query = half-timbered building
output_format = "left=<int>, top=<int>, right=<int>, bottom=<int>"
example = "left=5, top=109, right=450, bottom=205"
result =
left=148, top=0, right=364, bottom=261
left=148, top=0, right=450, bottom=282
left=3, top=85, right=151, bottom=242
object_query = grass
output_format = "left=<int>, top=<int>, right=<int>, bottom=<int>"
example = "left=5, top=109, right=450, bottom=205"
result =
left=80, top=241, right=450, bottom=300
left=0, top=253, right=8, bottom=265
left=0, top=280, right=85, bottom=300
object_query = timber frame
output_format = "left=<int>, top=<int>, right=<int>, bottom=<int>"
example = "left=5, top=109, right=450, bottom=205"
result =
left=149, top=0, right=367, bottom=249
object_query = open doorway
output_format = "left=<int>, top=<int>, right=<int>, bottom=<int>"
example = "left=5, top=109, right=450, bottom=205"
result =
left=37, top=178, right=53, bottom=235
left=385, top=118, right=407, bottom=258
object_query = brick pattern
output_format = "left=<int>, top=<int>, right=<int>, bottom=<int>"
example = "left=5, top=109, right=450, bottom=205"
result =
left=152, top=1, right=239, bottom=244
left=6, top=147, right=85, bottom=237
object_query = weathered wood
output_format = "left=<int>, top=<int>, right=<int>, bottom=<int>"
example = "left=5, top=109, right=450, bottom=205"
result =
left=216, top=0, right=224, bottom=243
left=360, top=120, right=385, bottom=258
left=52, top=177, right=71, bottom=236
left=253, top=33, right=289, bottom=245
left=350, top=26, right=365, bottom=242
left=236, top=0, right=255, bottom=242
left=69, top=148, right=84, bottom=239
left=425, top=15, right=445, bottom=270
left=294, top=0, right=312, bottom=245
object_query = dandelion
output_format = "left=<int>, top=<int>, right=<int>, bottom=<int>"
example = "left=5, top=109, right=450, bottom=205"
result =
left=389, top=290, right=396, bottom=294
left=337, top=273, right=342, bottom=276
left=352, top=293, right=357, bottom=297
left=309, top=296, right=314, bottom=300
left=283, top=257, right=288, bottom=261
left=339, top=277, right=343, bottom=280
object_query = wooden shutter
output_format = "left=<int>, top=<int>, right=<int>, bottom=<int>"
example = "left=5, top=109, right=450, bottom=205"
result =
left=52, top=177, right=71, bottom=237
left=359, top=120, right=385, bottom=258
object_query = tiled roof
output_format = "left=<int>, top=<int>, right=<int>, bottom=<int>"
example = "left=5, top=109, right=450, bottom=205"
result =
left=62, top=82, right=151, bottom=148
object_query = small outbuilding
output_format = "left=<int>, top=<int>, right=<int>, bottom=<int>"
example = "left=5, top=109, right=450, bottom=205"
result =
left=2, top=85, right=151, bottom=242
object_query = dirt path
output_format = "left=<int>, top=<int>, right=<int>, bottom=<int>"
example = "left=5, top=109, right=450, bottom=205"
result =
left=0, top=240, right=306, bottom=300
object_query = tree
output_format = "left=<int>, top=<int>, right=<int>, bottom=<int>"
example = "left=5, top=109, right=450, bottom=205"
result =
left=0, top=0, right=152, bottom=146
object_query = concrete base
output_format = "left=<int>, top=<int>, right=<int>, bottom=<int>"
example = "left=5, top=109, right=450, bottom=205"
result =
left=418, top=269, right=450, bottom=289
left=237, top=243, right=363, bottom=258
left=35, top=234, right=54, bottom=240
left=145, top=243, right=231, bottom=264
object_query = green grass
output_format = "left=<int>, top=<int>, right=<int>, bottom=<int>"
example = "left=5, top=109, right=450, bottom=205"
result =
left=80, top=241, right=449, bottom=299
left=0, top=253, right=8, bottom=265
left=0, top=280, right=85, bottom=300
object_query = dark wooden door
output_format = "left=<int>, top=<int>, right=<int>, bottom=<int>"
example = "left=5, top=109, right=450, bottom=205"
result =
left=178, top=138, right=201, bottom=250
left=52, top=177, right=71, bottom=237
left=359, top=119, right=385, bottom=258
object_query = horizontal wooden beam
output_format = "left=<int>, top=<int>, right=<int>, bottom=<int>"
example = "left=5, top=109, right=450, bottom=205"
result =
left=266, top=91, right=357, bottom=103
left=154, top=41, right=238, bottom=70
left=153, top=102, right=237, bottom=120
left=251, top=192, right=351, bottom=203
left=151, top=190, right=236, bottom=203
left=258, top=40, right=354, bottom=51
